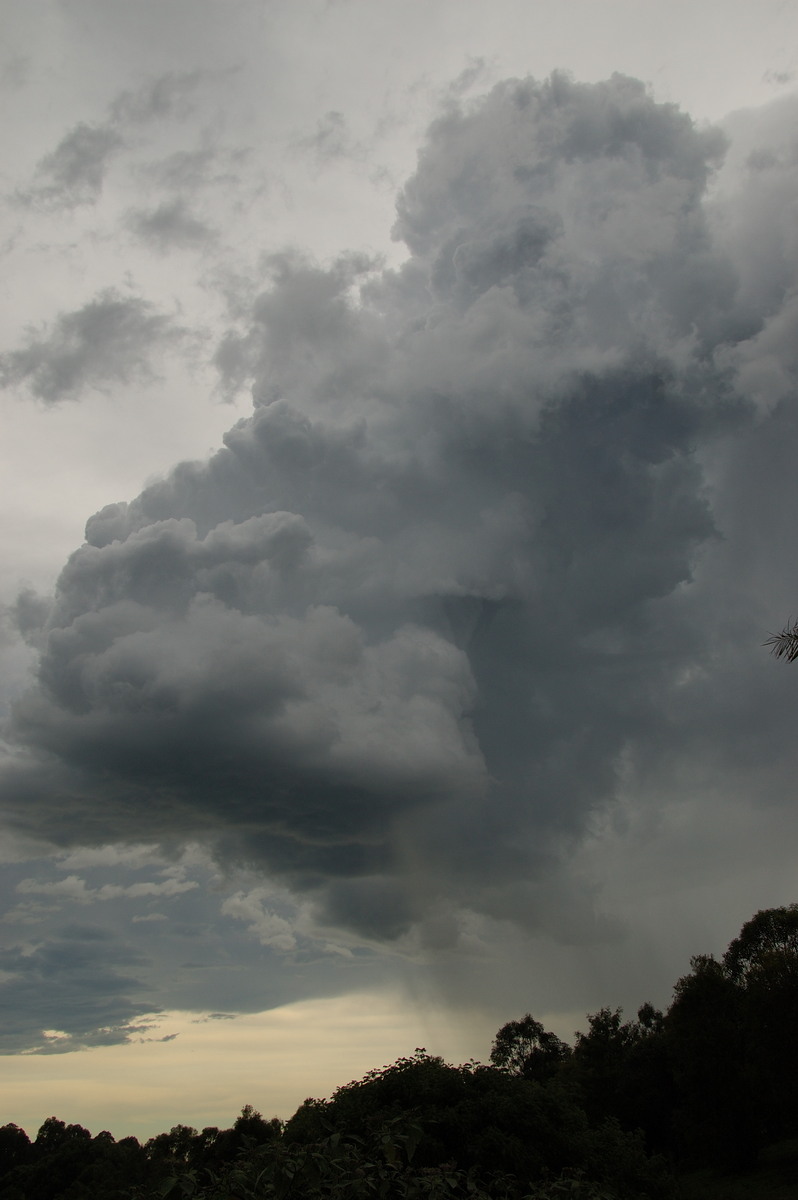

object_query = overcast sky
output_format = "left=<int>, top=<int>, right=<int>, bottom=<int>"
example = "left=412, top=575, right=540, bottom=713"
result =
left=1, top=0, right=798, bottom=1141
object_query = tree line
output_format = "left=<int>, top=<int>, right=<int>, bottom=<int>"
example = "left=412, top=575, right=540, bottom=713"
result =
left=1, top=904, right=798, bottom=1199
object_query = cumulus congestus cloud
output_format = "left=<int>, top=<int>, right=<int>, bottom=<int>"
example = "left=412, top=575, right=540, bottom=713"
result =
left=4, top=74, right=798, bottom=958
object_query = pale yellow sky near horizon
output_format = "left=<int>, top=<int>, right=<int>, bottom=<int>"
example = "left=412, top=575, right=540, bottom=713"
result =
left=0, top=990, right=580, bottom=1141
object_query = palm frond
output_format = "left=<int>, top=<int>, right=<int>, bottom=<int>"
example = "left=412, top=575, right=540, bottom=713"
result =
left=764, top=619, right=798, bottom=662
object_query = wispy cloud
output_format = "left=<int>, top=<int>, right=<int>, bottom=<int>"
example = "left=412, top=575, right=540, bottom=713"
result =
left=14, top=71, right=210, bottom=210
left=126, top=198, right=214, bottom=251
left=293, top=110, right=368, bottom=165
left=0, top=288, right=185, bottom=402
left=16, top=874, right=199, bottom=905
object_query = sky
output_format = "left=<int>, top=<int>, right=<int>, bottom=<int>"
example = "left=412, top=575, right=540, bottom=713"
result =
left=1, top=0, right=798, bottom=1142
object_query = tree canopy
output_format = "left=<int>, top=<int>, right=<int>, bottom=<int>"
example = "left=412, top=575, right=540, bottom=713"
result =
left=2, top=905, right=798, bottom=1199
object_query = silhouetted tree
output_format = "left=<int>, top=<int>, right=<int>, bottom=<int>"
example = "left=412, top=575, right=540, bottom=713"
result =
left=666, top=953, right=754, bottom=1167
left=0, top=1125, right=30, bottom=1178
left=283, top=1048, right=672, bottom=1196
left=490, top=1014, right=571, bottom=1082
left=568, top=1005, right=675, bottom=1154
left=723, top=905, right=798, bottom=1142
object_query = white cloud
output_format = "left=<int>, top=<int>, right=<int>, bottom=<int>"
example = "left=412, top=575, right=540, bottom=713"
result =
left=221, top=890, right=297, bottom=951
left=16, top=873, right=198, bottom=904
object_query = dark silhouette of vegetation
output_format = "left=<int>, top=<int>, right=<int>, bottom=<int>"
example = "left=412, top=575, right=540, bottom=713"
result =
left=2, top=905, right=798, bottom=1199
left=490, top=1014, right=571, bottom=1082
left=764, top=618, right=798, bottom=661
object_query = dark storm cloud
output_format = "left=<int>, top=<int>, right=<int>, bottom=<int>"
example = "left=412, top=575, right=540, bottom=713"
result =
left=0, top=288, right=184, bottom=402
left=3, top=73, right=798, bottom=994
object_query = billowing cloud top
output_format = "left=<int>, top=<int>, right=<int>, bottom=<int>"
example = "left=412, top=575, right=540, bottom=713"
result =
left=4, top=74, right=798, bottom=972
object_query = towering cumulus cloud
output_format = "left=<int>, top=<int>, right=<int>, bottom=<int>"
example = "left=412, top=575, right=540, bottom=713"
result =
left=5, top=75, right=798, bottom=951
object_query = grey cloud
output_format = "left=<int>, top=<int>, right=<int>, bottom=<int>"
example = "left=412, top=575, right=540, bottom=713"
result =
left=145, top=148, right=220, bottom=190
left=17, top=71, right=209, bottom=210
left=23, top=122, right=123, bottom=209
left=109, top=70, right=206, bottom=125
left=55, top=843, right=167, bottom=870
left=10, top=588, right=52, bottom=648
left=0, top=56, right=30, bottom=91
left=16, top=873, right=199, bottom=904
left=0, top=847, right=388, bottom=1052
left=3, top=73, right=798, bottom=1029
left=709, top=97, right=798, bottom=412
left=293, top=111, right=367, bottom=164
left=763, top=68, right=796, bottom=87
left=141, top=145, right=247, bottom=192
left=221, top=889, right=298, bottom=950
left=212, top=249, right=381, bottom=400
left=0, top=929, right=153, bottom=1054
left=0, top=288, right=184, bottom=402
left=444, top=58, right=491, bottom=101
left=126, top=198, right=215, bottom=251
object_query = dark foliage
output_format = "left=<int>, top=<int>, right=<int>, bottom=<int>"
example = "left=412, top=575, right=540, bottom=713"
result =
left=285, top=1049, right=668, bottom=1194
left=2, top=906, right=797, bottom=1198
left=764, top=619, right=798, bottom=661
left=490, top=1015, right=571, bottom=1082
